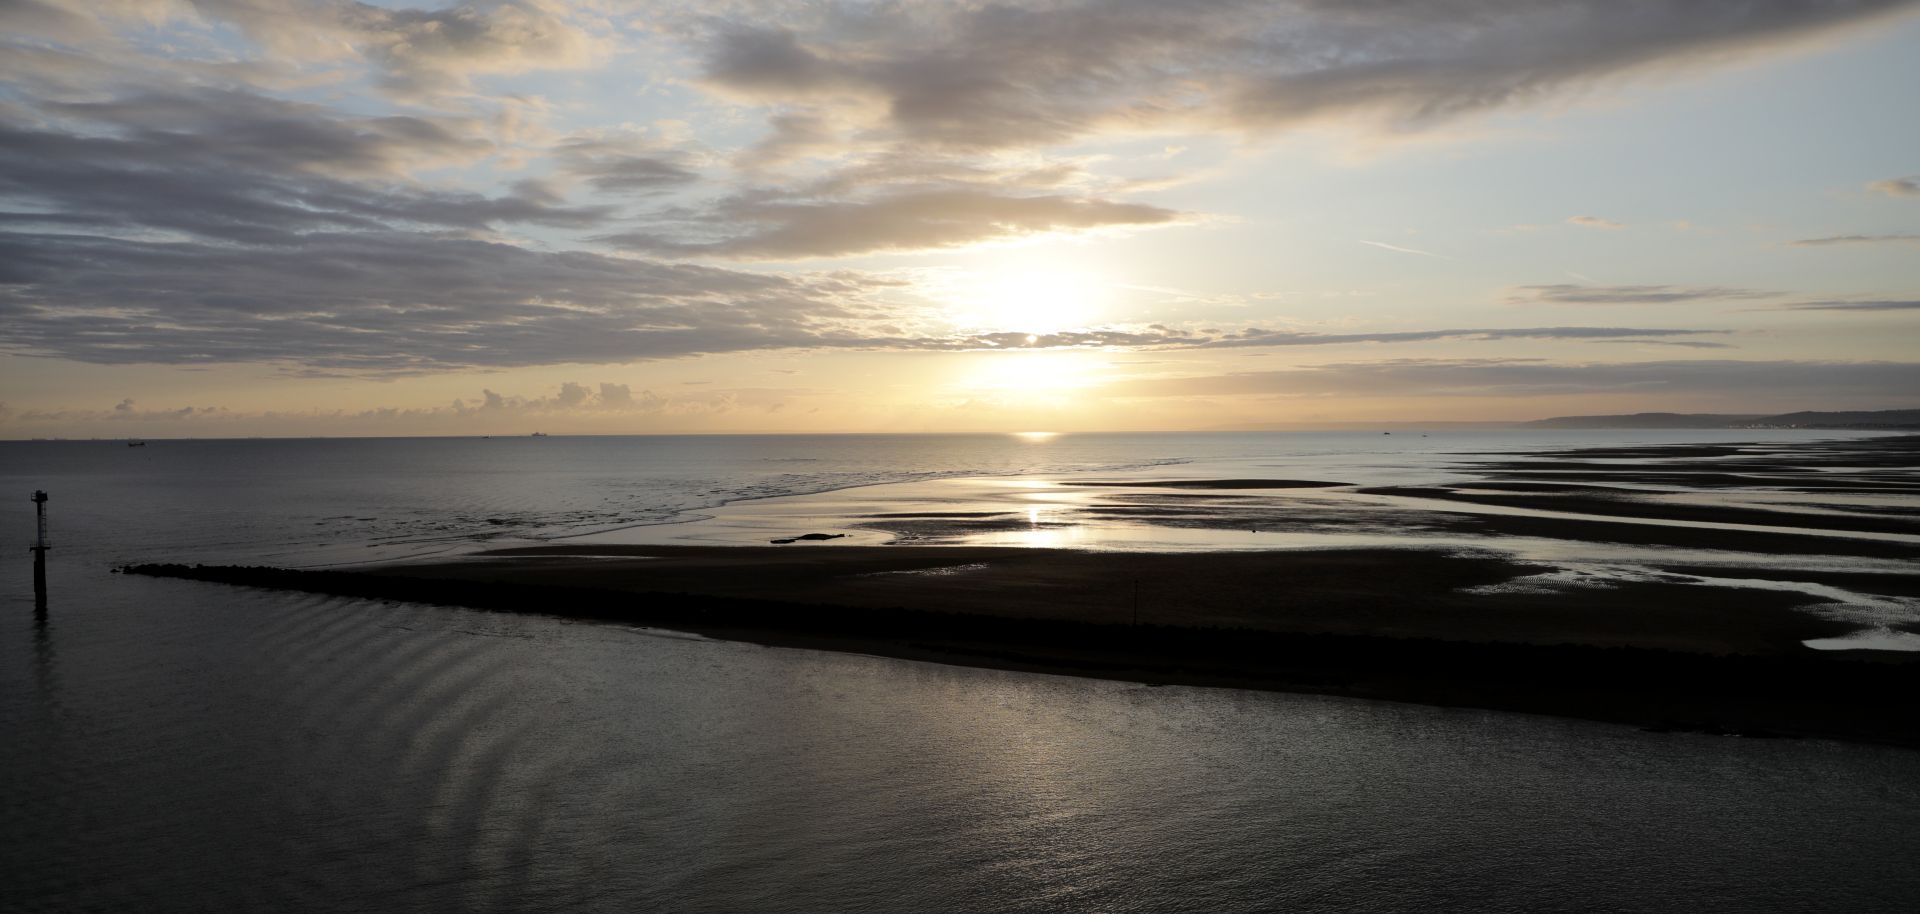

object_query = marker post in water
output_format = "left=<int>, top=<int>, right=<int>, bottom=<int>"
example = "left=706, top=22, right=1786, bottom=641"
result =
left=30, top=490, right=48, bottom=612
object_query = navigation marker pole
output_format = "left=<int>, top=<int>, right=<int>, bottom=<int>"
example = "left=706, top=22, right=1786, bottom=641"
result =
left=30, top=490, right=48, bottom=614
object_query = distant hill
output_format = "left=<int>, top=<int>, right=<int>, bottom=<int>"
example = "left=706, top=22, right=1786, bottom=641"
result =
left=1525, top=412, right=1767, bottom=429
left=1526, top=409, right=1920, bottom=430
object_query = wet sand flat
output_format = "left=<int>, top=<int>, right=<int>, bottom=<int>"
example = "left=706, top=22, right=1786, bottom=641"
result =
left=1356, top=485, right=1920, bottom=537
left=398, top=544, right=1855, bottom=654
left=124, top=549, right=1918, bottom=747
left=120, top=434, right=1920, bottom=746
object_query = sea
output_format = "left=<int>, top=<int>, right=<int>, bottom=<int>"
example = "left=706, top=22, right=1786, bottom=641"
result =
left=3, top=431, right=1918, bottom=912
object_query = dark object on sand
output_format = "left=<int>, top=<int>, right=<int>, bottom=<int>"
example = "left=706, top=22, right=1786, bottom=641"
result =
left=771, top=533, right=848, bottom=544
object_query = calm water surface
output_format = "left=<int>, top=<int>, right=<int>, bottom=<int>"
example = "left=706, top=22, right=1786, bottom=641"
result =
left=4, top=432, right=1918, bottom=912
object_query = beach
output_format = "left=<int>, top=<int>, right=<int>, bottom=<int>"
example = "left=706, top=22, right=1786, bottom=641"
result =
left=122, top=433, right=1920, bottom=746
left=14, top=429, right=1920, bottom=912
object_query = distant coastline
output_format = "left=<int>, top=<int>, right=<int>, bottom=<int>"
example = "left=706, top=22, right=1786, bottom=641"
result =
left=1217, top=407, right=1920, bottom=432
left=1521, top=408, right=1920, bottom=430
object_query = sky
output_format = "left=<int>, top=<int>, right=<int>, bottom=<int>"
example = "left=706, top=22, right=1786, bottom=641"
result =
left=2, top=0, right=1918, bottom=438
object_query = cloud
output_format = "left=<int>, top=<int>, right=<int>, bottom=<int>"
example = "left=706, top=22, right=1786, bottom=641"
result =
left=348, top=0, right=608, bottom=97
left=21, top=399, right=230, bottom=423
left=1106, top=359, right=1920, bottom=400
left=44, top=88, right=492, bottom=179
left=448, top=383, right=676, bottom=415
left=430, top=383, right=800, bottom=419
left=1587, top=339, right=1734, bottom=349
left=0, top=90, right=610, bottom=244
left=0, top=0, right=108, bottom=45
left=1358, top=239, right=1447, bottom=258
left=568, top=156, right=701, bottom=193
left=901, top=326, right=1726, bottom=353
left=6, top=380, right=797, bottom=430
left=660, top=0, right=1920, bottom=261
left=597, top=190, right=1184, bottom=260
left=0, top=231, right=886, bottom=372
left=1509, top=284, right=1775, bottom=305
left=1567, top=215, right=1624, bottom=229
left=0, top=227, right=1727, bottom=371
left=734, top=112, right=842, bottom=171
left=1153, top=325, right=1724, bottom=350
left=1790, top=233, right=1920, bottom=247
left=693, top=1, right=1916, bottom=152
left=124, top=0, right=608, bottom=99
left=1771, top=299, right=1920, bottom=311
left=1867, top=177, right=1919, bottom=197
left=4, top=0, right=1913, bottom=389
left=553, top=133, right=702, bottom=194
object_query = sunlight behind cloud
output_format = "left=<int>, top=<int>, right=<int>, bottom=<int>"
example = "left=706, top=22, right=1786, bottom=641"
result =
left=950, top=264, right=1111, bottom=333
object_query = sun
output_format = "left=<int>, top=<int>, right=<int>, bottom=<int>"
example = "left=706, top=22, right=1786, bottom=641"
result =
left=950, top=264, right=1109, bottom=332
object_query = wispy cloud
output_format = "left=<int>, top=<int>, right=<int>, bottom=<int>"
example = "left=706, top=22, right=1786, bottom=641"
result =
left=0, top=95, right=607, bottom=245
left=0, top=229, right=1727, bottom=372
left=1768, top=299, right=1920, bottom=311
left=599, top=191, right=1186, bottom=260
left=694, top=1, right=1917, bottom=151
left=1587, top=340, right=1734, bottom=349
left=114, top=0, right=610, bottom=101
left=954, top=326, right=1726, bottom=352
left=1867, top=177, right=1920, bottom=198
left=1358, top=239, right=1448, bottom=259
left=1789, top=233, right=1920, bottom=247
left=1566, top=215, right=1624, bottom=229
left=1509, top=284, right=1774, bottom=305
left=1106, top=359, right=1920, bottom=401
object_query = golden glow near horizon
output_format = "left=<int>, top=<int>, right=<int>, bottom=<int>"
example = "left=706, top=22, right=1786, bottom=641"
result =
left=955, top=351, right=1107, bottom=409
